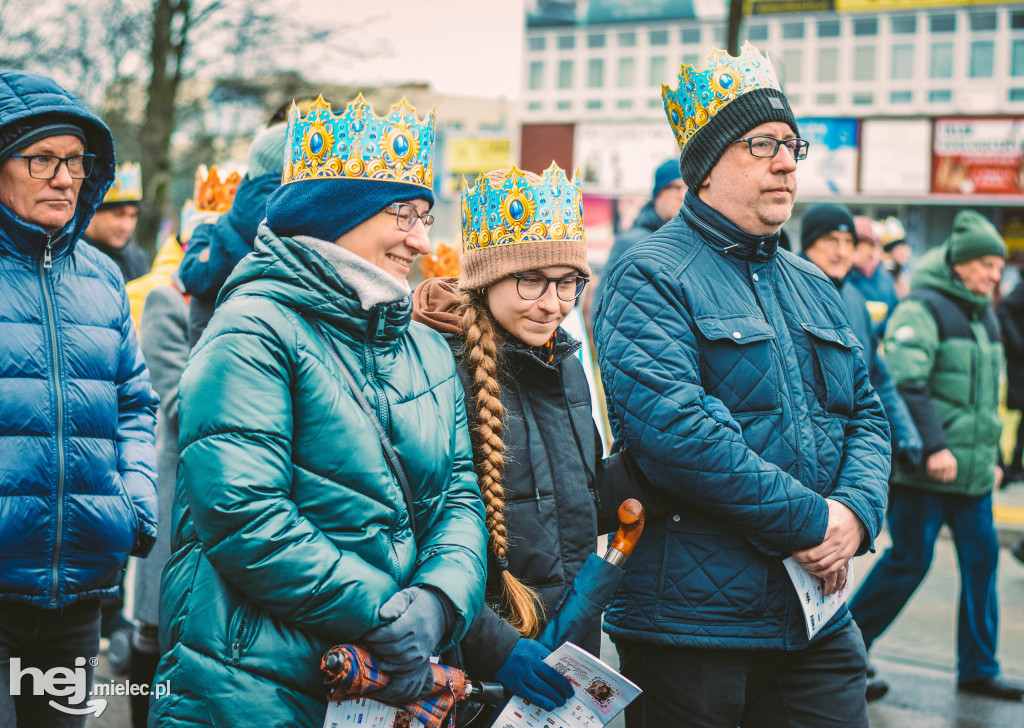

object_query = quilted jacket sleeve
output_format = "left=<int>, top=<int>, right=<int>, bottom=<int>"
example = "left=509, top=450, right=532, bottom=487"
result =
left=410, top=382, right=489, bottom=648
left=115, top=289, right=159, bottom=557
left=179, top=323, right=401, bottom=639
left=596, top=259, right=829, bottom=556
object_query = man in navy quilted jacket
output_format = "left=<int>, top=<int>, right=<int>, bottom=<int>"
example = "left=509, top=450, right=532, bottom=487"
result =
left=594, top=45, right=890, bottom=727
left=0, top=70, right=158, bottom=726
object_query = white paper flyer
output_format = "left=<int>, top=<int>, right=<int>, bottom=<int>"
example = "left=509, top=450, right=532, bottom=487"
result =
left=324, top=696, right=423, bottom=728
left=783, top=556, right=855, bottom=639
left=492, top=642, right=642, bottom=728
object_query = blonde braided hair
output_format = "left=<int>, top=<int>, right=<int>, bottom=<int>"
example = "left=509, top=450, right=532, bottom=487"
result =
left=460, top=289, right=544, bottom=638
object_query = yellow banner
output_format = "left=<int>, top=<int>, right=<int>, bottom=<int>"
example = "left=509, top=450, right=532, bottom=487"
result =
left=445, top=138, right=512, bottom=176
left=746, top=0, right=1003, bottom=12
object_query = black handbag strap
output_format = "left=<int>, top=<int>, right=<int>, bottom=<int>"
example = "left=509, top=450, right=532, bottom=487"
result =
left=301, top=314, right=419, bottom=544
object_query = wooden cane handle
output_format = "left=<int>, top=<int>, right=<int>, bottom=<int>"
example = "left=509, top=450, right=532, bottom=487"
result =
left=608, top=499, right=645, bottom=557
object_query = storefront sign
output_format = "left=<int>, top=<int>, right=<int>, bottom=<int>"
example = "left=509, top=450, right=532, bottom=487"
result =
left=860, top=119, right=932, bottom=195
left=932, top=118, right=1024, bottom=195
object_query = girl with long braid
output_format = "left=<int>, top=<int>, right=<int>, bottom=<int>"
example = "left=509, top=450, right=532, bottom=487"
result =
left=412, top=165, right=638, bottom=723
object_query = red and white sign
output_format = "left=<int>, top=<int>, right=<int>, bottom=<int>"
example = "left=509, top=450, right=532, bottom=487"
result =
left=932, top=118, right=1024, bottom=195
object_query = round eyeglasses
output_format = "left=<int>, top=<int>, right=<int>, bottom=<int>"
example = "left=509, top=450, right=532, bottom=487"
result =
left=734, top=136, right=809, bottom=161
left=9, top=153, right=96, bottom=180
left=510, top=272, right=590, bottom=302
left=384, top=203, right=433, bottom=233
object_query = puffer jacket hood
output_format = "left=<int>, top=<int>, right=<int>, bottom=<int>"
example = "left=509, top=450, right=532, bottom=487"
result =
left=412, top=276, right=463, bottom=335
left=0, top=70, right=115, bottom=258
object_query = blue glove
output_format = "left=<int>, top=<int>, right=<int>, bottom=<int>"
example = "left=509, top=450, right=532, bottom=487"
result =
left=702, top=394, right=741, bottom=435
left=362, top=587, right=449, bottom=702
left=494, top=638, right=574, bottom=711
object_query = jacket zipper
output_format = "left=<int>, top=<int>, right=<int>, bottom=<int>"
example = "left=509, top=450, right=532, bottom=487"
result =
left=969, top=348, right=977, bottom=405
left=231, top=609, right=249, bottom=664
left=41, top=235, right=66, bottom=607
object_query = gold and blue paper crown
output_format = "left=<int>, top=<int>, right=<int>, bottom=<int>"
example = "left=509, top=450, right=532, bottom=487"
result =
left=281, top=94, right=434, bottom=190
left=662, top=42, right=782, bottom=151
left=461, top=163, right=584, bottom=253
left=103, top=162, right=143, bottom=204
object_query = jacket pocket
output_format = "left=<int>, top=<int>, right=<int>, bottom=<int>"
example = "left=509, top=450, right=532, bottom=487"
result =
left=655, top=517, right=767, bottom=624
left=693, top=314, right=780, bottom=415
left=802, top=323, right=858, bottom=416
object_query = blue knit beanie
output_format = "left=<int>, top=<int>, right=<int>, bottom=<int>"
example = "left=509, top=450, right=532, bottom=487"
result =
left=265, top=178, right=434, bottom=242
left=652, top=158, right=682, bottom=198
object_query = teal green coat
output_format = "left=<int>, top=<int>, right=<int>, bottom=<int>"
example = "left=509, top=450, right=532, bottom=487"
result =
left=151, top=226, right=487, bottom=727
left=884, top=244, right=1003, bottom=496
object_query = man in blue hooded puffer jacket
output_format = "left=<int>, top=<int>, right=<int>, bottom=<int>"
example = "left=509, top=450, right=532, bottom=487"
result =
left=0, top=70, right=158, bottom=725
left=594, top=45, right=890, bottom=727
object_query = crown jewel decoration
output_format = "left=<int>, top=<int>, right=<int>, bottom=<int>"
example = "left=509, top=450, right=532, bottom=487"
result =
left=662, top=41, right=782, bottom=151
left=103, top=162, right=143, bottom=204
left=461, top=163, right=584, bottom=253
left=282, top=94, right=434, bottom=189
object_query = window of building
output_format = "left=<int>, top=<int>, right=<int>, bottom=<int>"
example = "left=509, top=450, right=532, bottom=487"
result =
left=682, top=53, right=700, bottom=67
left=556, top=100, right=572, bottom=111
left=618, top=57, right=635, bottom=88
left=815, top=93, right=837, bottom=106
left=527, top=101, right=542, bottom=111
left=588, top=58, right=604, bottom=88
left=930, top=42, right=954, bottom=78
left=970, top=41, right=995, bottom=78
left=712, top=25, right=726, bottom=45
left=587, top=33, right=606, bottom=49
left=649, top=29, right=669, bottom=46
left=1010, top=88, right=1024, bottom=102
left=891, top=16, right=916, bottom=34
left=890, top=90, right=913, bottom=104
left=747, top=24, right=768, bottom=42
left=782, top=22, right=804, bottom=40
left=586, top=100, right=603, bottom=110
left=852, top=92, right=873, bottom=105
left=528, top=61, right=544, bottom=90
left=929, top=89, right=952, bottom=103
left=528, top=36, right=545, bottom=51
left=970, top=12, right=997, bottom=32
left=617, top=99, right=633, bottom=109
left=787, top=95, right=800, bottom=106
left=930, top=14, right=955, bottom=33
left=558, top=60, right=573, bottom=89
left=1013, top=12, right=1024, bottom=30
left=649, top=55, right=667, bottom=86
left=853, top=17, right=878, bottom=36
left=680, top=27, right=701, bottom=45
left=854, top=46, right=876, bottom=81
left=892, top=44, right=915, bottom=80
left=648, top=98, right=662, bottom=108
left=818, top=48, right=839, bottom=83
left=557, top=35, right=575, bottom=50
left=818, top=20, right=840, bottom=38
left=618, top=31, right=636, bottom=47
left=781, top=48, right=802, bottom=84
left=1014, top=40, right=1024, bottom=76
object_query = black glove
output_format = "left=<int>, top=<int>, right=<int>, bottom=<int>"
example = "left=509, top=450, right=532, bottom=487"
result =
left=362, top=587, right=449, bottom=702
left=494, top=638, right=574, bottom=711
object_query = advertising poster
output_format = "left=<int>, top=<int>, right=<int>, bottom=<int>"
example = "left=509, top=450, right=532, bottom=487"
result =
left=442, top=137, right=512, bottom=196
left=932, top=118, right=1024, bottom=195
left=795, top=117, right=858, bottom=197
left=582, top=194, right=616, bottom=266
left=860, top=119, right=932, bottom=195
left=574, top=122, right=679, bottom=196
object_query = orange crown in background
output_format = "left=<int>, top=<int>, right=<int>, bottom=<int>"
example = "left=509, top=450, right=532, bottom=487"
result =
left=194, top=165, right=242, bottom=213
left=420, top=242, right=462, bottom=279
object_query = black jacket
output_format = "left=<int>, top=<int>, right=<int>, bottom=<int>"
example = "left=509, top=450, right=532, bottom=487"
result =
left=998, top=278, right=1024, bottom=410
left=85, top=237, right=150, bottom=283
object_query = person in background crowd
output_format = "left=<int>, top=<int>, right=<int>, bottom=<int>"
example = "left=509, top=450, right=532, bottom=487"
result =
left=881, top=216, right=913, bottom=300
left=997, top=274, right=1024, bottom=489
left=602, top=158, right=686, bottom=275
left=851, top=210, right=1024, bottom=702
left=177, top=123, right=287, bottom=348
left=413, top=165, right=644, bottom=725
left=848, top=216, right=901, bottom=339
left=0, top=68, right=158, bottom=726
left=150, top=94, right=487, bottom=727
left=594, top=44, right=890, bottom=728
left=82, top=161, right=150, bottom=282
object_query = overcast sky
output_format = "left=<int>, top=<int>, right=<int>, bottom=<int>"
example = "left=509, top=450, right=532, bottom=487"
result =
left=309, top=0, right=527, bottom=99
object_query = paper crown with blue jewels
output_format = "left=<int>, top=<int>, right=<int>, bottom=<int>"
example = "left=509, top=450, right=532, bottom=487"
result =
left=662, top=41, right=782, bottom=151
left=281, top=94, right=435, bottom=190
left=461, top=163, right=584, bottom=253
left=102, top=162, right=142, bottom=204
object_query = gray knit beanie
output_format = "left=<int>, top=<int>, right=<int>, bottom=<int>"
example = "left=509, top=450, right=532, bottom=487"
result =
left=247, top=123, right=288, bottom=179
left=680, top=88, right=798, bottom=188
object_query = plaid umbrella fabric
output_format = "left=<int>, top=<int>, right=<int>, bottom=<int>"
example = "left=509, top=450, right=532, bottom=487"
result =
left=322, top=644, right=471, bottom=728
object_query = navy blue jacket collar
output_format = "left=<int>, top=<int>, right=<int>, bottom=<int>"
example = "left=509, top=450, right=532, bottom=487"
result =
left=680, top=189, right=780, bottom=262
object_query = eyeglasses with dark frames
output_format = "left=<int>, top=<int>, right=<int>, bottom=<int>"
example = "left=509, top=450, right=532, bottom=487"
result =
left=734, top=136, right=809, bottom=161
left=384, top=202, right=434, bottom=233
left=9, top=153, right=96, bottom=180
left=510, top=272, right=590, bottom=302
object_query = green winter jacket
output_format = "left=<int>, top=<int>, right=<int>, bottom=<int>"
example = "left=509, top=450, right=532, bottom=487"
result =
left=884, top=244, right=1003, bottom=496
left=151, top=226, right=487, bottom=727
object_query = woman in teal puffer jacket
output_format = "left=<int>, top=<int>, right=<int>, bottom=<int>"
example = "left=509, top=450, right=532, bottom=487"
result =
left=150, top=95, right=487, bottom=727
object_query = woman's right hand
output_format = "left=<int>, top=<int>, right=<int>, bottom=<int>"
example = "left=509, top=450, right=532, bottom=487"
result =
left=494, top=638, right=574, bottom=711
